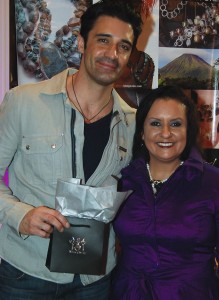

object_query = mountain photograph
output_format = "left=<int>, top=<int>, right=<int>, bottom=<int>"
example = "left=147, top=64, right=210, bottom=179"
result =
left=158, top=53, right=217, bottom=89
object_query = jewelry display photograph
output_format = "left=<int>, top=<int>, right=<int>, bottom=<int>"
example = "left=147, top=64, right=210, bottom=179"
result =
left=14, top=0, right=91, bottom=80
left=159, top=0, right=219, bottom=48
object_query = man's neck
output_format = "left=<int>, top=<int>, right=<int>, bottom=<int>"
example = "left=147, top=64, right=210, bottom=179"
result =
left=66, top=72, right=114, bottom=123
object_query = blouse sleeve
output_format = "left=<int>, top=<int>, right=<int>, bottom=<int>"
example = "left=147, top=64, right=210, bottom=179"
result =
left=214, top=187, right=219, bottom=278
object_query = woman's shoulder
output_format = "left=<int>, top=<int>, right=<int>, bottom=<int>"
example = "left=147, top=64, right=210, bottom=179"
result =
left=203, top=161, right=219, bottom=174
left=122, top=157, right=146, bottom=175
left=119, top=158, right=147, bottom=192
left=202, top=161, right=219, bottom=188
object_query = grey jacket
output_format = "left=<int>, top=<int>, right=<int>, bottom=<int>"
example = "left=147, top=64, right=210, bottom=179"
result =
left=0, top=68, right=136, bottom=284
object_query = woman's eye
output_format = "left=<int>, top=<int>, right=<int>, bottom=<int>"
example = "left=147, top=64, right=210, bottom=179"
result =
left=171, top=121, right=182, bottom=127
left=150, top=121, right=160, bottom=127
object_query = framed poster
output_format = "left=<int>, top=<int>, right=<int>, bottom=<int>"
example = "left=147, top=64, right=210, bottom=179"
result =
left=158, top=0, right=219, bottom=165
left=10, top=0, right=219, bottom=165
left=13, top=0, right=92, bottom=85
left=11, top=0, right=157, bottom=108
left=10, top=0, right=18, bottom=89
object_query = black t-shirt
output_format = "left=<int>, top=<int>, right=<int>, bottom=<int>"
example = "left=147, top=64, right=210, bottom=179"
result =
left=83, top=111, right=112, bottom=182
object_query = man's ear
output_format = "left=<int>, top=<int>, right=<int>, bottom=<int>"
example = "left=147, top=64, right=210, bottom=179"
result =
left=77, top=34, right=85, bottom=54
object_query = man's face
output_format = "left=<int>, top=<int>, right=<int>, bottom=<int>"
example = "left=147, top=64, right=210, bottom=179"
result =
left=78, top=16, right=134, bottom=85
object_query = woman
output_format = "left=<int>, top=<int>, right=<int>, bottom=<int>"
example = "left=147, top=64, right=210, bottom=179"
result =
left=111, top=86, right=219, bottom=299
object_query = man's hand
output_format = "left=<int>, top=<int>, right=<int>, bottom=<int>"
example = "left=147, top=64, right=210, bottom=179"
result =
left=19, top=206, right=70, bottom=238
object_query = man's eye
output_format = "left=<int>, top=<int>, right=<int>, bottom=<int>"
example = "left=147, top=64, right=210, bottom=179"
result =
left=119, top=44, right=131, bottom=52
left=98, top=38, right=108, bottom=43
left=150, top=121, right=160, bottom=127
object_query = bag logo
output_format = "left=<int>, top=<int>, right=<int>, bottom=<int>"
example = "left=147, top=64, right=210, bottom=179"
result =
left=69, top=237, right=86, bottom=255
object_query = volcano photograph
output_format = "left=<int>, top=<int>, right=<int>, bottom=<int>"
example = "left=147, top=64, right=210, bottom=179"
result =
left=158, top=48, right=219, bottom=89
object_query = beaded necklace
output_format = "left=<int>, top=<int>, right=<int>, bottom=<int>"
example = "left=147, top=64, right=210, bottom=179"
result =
left=146, top=161, right=184, bottom=195
left=15, top=0, right=90, bottom=79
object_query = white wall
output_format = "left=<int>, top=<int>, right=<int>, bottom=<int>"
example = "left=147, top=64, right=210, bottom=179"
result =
left=0, top=1, right=10, bottom=104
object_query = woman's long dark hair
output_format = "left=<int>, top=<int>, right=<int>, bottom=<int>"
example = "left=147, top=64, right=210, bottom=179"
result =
left=133, top=86, right=201, bottom=161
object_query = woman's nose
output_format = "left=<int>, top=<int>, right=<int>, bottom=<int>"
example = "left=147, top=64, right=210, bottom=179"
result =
left=160, top=125, right=172, bottom=137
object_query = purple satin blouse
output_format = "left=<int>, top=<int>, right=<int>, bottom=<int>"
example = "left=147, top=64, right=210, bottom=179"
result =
left=112, top=148, right=219, bottom=300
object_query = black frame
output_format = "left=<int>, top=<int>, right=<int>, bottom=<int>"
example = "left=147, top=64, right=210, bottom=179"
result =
left=9, top=0, right=18, bottom=88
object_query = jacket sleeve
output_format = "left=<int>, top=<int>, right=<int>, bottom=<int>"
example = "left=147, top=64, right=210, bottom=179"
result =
left=0, top=90, right=33, bottom=234
left=214, top=185, right=219, bottom=278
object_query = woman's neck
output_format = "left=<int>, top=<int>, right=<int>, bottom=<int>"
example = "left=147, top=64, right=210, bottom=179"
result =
left=148, top=159, right=183, bottom=181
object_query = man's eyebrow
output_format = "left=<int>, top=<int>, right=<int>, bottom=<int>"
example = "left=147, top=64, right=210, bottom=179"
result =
left=95, top=33, right=133, bottom=47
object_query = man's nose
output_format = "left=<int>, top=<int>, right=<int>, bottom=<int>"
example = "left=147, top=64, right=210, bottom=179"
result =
left=105, top=44, right=119, bottom=58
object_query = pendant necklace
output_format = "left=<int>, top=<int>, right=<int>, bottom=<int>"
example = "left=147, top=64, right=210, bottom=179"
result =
left=146, top=161, right=183, bottom=195
left=71, top=75, right=112, bottom=123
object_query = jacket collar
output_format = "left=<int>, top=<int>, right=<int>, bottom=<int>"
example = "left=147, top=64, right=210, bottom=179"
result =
left=127, top=147, right=204, bottom=182
left=111, top=89, right=136, bottom=127
left=183, top=147, right=203, bottom=172
left=39, top=68, right=136, bottom=127
left=40, top=68, right=75, bottom=96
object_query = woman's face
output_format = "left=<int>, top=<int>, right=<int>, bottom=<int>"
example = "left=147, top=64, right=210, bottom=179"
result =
left=142, top=98, right=187, bottom=165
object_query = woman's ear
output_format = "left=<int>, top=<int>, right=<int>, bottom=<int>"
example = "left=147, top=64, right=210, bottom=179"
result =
left=77, top=34, right=85, bottom=54
left=141, top=131, right=144, bottom=142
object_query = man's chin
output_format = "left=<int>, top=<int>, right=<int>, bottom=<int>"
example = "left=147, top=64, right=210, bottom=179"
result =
left=94, top=74, right=120, bottom=86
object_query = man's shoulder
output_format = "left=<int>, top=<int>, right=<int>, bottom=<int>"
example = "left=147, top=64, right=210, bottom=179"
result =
left=8, top=77, right=52, bottom=100
left=8, top=68, right=69, bottom=98
left=113, top=89, right=136, bottom=114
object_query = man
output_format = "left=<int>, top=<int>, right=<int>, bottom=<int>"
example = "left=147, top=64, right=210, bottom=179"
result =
left=0, top=1, right=142, bottom=299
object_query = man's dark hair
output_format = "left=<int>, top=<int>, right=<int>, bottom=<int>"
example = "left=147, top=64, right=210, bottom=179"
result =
left=133, top=85, right=201, bottom=161
left=80, top=0, right=142, bottom=48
